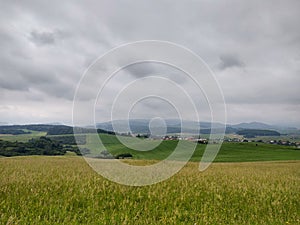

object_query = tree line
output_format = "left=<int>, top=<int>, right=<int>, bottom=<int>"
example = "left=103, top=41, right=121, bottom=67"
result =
left=236, top=129, right=280, bottom=138
left=0, top=124, right=117, bottom=136
left=0, top=137, right=82, bottom=157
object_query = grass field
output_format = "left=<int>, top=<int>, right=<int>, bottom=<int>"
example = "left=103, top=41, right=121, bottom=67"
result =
left=0, top=156, right=299, bottom=224
left=1, top=132, right=300, bottom=163
left=0, top=131, right=46, bottom=142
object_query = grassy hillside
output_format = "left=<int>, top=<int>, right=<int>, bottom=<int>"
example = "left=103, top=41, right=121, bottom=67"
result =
left=0, top=156, right=299, bottom=224
left=83, top=134, right=300, bottom=162
left=1, top=132, right=300, bottom=162
left=0, top=130, right=46, bottom=142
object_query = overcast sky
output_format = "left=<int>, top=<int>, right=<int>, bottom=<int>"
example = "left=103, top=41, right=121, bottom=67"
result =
left=0, top=0, right=299, bottom=127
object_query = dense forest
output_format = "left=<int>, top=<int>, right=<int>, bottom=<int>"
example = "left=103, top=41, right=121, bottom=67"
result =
left=0, top=128, right=31, bottom=135
left=47, top=126, right=116, bottom=135
left=0, top=125, right=116, bottom=136
left=47, top=135, right=86, bottom=145
left=0, top=124, right=57, bottom=134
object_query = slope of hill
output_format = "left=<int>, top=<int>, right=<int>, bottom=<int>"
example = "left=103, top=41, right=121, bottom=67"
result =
left=82, top=133, right=300, bottom=162
left=96, top=119, right=227, bottom=134
left=231, top=122, right=275, bottom=130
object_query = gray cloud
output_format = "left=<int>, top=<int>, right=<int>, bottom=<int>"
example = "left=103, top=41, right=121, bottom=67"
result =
left=218, top=54, right=245, bottom=70
left=124, top=63, right=156, bottom=78
left=29, top=30, right=56, bottom=46
left=29, top=29, right=69, bottom=46
left=124, top=62, right=188, bottom=85
left=0, top=75, right=28, bottom=91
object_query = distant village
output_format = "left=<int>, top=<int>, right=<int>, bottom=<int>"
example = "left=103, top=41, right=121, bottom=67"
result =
left=224, top=137, right=300, bottom=148
left=132, top=133, right=300, bottom=149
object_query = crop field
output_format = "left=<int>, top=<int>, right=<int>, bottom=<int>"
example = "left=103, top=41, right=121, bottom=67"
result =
left=0, top=156, right=299, bottom=224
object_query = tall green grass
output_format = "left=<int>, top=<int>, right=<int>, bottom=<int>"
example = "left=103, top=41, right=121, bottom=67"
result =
left=1, top=156, right=299, bottom=224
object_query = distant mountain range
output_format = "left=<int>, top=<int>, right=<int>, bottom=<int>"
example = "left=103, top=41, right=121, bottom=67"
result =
left=0, top=120, right=298, bottom=136
left=96, top=119, right=299, bottom=135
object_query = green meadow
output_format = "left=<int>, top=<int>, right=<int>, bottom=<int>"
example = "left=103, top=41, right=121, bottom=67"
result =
left=83, top=134, right=300, bottom=162
left=0, top=131, right=47, bottom=142
left=2, top=132, right=299, bottom=163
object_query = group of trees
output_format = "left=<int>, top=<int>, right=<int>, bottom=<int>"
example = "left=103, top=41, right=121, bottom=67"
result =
left=0, top=128, right=31, bottom=135
left=47, top=126, right=116, bottom=136
left=0, top=124, right=58, bottom=135
left=0, top=137, right=82, bottom=157
left=47, top=135, right=86, bottom=145
left=0, top=125, right=117, bottom=136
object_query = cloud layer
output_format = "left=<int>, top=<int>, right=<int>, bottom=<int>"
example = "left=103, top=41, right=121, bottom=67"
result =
left=0, top=0, right=299, bottom=127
